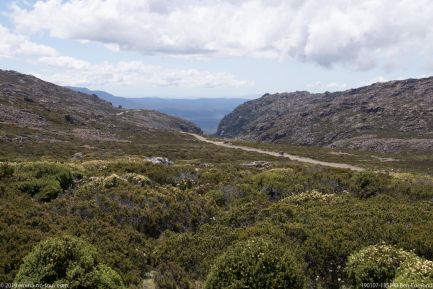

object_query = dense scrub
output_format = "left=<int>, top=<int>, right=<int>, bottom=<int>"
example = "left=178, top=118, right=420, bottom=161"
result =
left=1, top=153, right=433, bottom=288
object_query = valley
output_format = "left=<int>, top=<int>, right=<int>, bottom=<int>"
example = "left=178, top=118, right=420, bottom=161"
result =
left=1, top=70, right=432, bottom=289
left=2, top=1, right=433, bottom=288
left=68, top=86, right=251, bottom=134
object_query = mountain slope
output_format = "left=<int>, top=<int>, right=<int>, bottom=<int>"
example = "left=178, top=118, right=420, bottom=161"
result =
left=67, top=86, right=250, bottom=133
left=217, top=77, right=433, bottom=152
left=0, top=70, right=201, bottom=149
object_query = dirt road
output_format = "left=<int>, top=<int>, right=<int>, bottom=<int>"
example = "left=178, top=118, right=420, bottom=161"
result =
left=187, top=133, right=364, bottom=171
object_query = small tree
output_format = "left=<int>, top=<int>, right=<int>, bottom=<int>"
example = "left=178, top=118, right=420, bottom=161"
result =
left=204, top=237, right=305, bottom=289
left=14, top=236, right=125, bottom=289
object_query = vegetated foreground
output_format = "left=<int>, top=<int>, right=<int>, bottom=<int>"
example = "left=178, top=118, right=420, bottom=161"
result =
left=1, top=130, right=433, bottom=289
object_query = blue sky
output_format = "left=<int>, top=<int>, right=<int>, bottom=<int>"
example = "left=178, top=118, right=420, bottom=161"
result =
left=0, top=0, right=432, bottom=98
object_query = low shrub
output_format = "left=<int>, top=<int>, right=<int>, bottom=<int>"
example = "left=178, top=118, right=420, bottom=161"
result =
left=346, top=244, right=416, bottom=288
left=252, top=170, right=294, bottom=200
left=21, top=162, right=78, bottom=189
left=124, top=173, right=151, bottom=186
left=14, top=235, right=125, bottom=289
left=204, top=237, right=305, bottom=289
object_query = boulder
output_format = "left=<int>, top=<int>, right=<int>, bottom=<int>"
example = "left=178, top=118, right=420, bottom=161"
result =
left=145, top=157, right=173, bottom=165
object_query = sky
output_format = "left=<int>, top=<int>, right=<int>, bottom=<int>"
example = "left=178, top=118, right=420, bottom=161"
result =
left=0, top=0, right=432, bottom=98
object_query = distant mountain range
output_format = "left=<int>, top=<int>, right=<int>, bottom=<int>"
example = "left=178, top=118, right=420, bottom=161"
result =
left=217, top=77, right=433, bottom=153
left=67, top=87, right=252, bottom=134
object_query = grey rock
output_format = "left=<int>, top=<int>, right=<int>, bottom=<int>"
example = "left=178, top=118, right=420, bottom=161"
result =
left=145, top=157, right=173, bottom=165
left=71, top=152, right=84, bottom=160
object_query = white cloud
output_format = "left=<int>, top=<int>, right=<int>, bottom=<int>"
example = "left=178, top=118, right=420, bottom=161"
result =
left=10, top=0, right=433, bottom=70
left=38, top=59, right=252, bottom=88
left=39, top=56, right=91, bottom=70
left=0, top=24, right=56, bottom=58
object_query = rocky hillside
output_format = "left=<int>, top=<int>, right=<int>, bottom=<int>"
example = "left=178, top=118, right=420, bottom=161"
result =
left=0, top=69, right=201, bottom=145
left=217, top=77, right=433, bottom=152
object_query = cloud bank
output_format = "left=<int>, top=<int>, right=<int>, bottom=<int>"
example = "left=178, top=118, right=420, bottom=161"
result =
left=0, top=23, right=250, bottom=89
left=11, top=0, right=433, bottom=69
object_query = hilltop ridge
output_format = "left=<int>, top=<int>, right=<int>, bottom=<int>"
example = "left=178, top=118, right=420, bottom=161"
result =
left=0, top=69, right=201, bottom=137
left=0, top=69, right=202, bottom=160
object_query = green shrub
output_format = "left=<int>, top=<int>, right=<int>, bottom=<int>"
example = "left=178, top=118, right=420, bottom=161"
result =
left=350, top=171, right=389, bottom=198
left=392, top=256, right=433, bottom=286
left=14, top=235, right=125, bottom=289
left=19, top=178, right=62, bottom=201
left=252, top=170, right=292, bottom=200
left=15, top=162, right=79, bottom=201
left=22, top=162, right=77, bottom=189
left=204, top=237, right=305, bottom=289
left=346, top=244, right=415, bottom=288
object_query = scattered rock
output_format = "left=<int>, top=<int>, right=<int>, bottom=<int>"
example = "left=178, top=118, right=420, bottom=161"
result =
left=329, top=151, right=355, bottom=156
left=72, top=128, right=128, bottom=142
left=331, top=137, right=433, bottom=153
left=64, top=114, right=81, bottom=125
left=241, top=161, right=271, bottom=169
left=71, top=152, right=84, bottom=160
left=145, top=157, right=173, bottom=165
left=370, top=155, right=399, bottom=162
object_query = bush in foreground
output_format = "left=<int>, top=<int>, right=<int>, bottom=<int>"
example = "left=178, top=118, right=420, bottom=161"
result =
left=14, top=235, right=125, bottom=289
left=204, top=237, right=305, bottom=289
left=346, top=244, right=415, bottom=288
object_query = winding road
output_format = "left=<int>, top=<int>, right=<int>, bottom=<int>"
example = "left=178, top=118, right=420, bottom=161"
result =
left=187, top=133, right=364, bottom=171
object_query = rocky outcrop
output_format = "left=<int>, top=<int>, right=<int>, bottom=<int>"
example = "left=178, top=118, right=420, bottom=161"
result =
left=217, top=77, right=433, bottom=152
